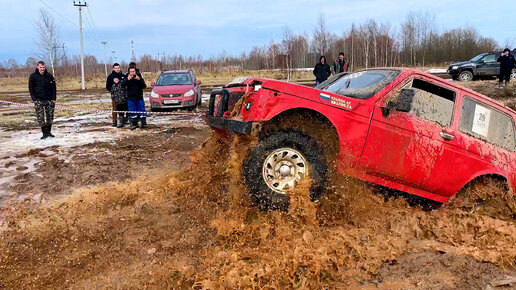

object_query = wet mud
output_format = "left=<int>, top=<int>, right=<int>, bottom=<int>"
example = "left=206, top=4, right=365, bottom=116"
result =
left=1, top=130, right=516, bottom=289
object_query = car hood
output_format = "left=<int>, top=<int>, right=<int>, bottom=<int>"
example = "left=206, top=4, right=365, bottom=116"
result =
left=450, top=61, right=474, bottom=67
left=247, top=78, right=361, bottom=112
left=152, top=85, right=193, bottom=95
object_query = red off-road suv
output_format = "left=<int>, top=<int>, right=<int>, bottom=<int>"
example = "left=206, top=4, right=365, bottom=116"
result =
left=207, top=69, right=516, bottom=210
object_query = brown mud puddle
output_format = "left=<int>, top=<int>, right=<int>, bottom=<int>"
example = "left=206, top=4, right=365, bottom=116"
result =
left=8, top=126, right=209, bottom=203
left=1, top=132, right=516, bottom=289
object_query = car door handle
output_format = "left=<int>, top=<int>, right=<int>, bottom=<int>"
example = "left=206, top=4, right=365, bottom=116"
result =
left=440, top=131, right=455, bottom=141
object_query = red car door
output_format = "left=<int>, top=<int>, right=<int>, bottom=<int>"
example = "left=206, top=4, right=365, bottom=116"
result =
left=359, top=77, right=458, bottom=196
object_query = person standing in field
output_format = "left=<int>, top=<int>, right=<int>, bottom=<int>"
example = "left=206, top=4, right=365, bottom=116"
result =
left=29, top=61, right=57, bottom=139
left=333, top=52, right=349, bottom=74
left=106, top=63, right=127, bottom=127
left=123, top=67, right=147, bottom=130
left=497, top=48, right=515, bottom=88
left=313, top=55, right=331, bottom=86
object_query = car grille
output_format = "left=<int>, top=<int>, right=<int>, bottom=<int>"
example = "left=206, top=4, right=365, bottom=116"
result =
left=161, top=93, right=182, bottom=98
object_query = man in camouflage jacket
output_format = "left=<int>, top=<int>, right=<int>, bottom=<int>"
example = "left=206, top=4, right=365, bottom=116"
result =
left=106, top=63, right=128, bottom=127
left=29, top=61, right=57, bottom=139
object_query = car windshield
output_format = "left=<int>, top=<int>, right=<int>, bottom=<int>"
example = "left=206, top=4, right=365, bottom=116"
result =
left=470, top=53, right=487, bottom=62
left=321, top=70, right=401, bottom=99
left=156, top=73, right=191, bottom=85
left=315, top=72, right=347, bottom=89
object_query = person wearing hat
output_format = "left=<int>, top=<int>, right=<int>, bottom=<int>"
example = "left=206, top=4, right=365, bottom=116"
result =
left=497, top=48, right=515, bottom=88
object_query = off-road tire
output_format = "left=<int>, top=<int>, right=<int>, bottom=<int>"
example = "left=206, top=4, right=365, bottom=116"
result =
left=458, top=70, right=474, bottom=82
left=242, top=130, right=328, bottom=211
left=446, top=176, right=516, bottom=221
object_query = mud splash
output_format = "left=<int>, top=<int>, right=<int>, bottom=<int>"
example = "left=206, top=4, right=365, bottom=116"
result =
left=1, top=132, right=516, bottom=288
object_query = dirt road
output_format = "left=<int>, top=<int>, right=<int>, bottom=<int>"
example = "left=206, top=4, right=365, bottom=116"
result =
left=1, top=85, right=515, bottom=289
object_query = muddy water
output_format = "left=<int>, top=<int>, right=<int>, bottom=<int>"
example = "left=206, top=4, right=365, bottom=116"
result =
left=1, top=132, right=516, bottom=288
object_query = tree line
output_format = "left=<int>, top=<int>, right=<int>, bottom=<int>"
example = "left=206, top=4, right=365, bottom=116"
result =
left=1, top=11, right=502, bottom=79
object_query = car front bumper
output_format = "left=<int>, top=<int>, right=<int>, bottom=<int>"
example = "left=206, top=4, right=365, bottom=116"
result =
left=447, top=68, right=459, bottom=75
left=150, top=99, right=195, bottom=108
left=206, top=115, right=256, bottom=134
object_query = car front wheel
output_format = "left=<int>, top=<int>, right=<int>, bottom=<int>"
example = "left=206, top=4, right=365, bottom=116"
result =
left=242, top=130, right=328, bottom=211
left=458, top=70, right=474, bottom=81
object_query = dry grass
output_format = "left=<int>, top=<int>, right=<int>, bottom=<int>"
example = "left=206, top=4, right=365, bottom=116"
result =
left=0, top=70, right=315, bottom=93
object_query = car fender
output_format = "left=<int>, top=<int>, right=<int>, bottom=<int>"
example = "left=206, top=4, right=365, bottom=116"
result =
left=457, top=168, right=511, bottom=194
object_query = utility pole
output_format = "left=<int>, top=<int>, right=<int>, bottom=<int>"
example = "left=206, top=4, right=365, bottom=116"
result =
left=101, top=41, right=108, bottom=77
left=74, top=1, right=87, bottom=90
left=61, top=43, right=67, bottom=66
left=131, top=40, right=136, bottom=62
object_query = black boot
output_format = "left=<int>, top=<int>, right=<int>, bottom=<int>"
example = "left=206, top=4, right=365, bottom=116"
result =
left=47, top=125, right=55, bottom=138
left=117, top=115, right=124, bottom=128
left=140, top=117, right=147, bottom=129
left=40, top=126, right=48, bottom=139
left=129, top=118, right=138, bottom=130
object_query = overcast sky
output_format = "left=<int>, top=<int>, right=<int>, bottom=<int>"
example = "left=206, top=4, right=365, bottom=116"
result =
left=1, top=0, right=515, bottom=65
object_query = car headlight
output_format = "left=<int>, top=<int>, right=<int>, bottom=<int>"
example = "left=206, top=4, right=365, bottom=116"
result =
left=150, top=91, right=159, bottom=98
left=184, top=89, right=194, bottom=97
left=452, top=66, right=458, bottom=70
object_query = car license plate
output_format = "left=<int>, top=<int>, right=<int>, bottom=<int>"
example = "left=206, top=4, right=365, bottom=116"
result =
left=163, top=100, right=181, bottom=105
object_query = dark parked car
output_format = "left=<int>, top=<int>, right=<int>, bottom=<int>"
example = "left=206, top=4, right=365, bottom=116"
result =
left=149, top=70, right=202, bottom=111
left=447, top=50, right=516, bottom=81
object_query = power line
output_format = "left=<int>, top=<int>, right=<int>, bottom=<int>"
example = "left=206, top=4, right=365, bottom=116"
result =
left=39, top=0, right=78, bottom=27
left=85, top=7, right=103, bottom=42
left=82, top=13, right=101, bottom=43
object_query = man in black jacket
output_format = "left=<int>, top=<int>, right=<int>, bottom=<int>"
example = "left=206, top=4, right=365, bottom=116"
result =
left=106, top=63, right=127, bottom=127
left=313, top=55, right=331, bottom=85
left=497, top=48, right=516, bottom=88
left=29, top=61, right=57, bottom=139
left=123, top=67, right=147, bottom=130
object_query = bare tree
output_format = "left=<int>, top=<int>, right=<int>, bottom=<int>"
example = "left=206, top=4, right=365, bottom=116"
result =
left=36, top=8, right=60, bottom=75
left=25, top=57, right=38, bottom=68
left=282, top=26, right=294, bottom=81
left=313, top=12, right=329, bottom=56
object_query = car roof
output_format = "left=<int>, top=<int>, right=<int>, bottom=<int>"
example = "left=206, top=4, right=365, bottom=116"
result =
left=390, top=67, right=515, bottom=116
left=162, top=70, right=191, bottom=74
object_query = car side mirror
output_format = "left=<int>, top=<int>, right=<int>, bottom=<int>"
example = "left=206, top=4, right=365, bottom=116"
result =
left=150, top=82, right=156, bottom=88
left=395, top=88, right=415, bottom=112
left=381, top=89, right=415, bottom=118
left=477, top=60, right=484, bottom=64
left=195, top=80, right=201, bottom=85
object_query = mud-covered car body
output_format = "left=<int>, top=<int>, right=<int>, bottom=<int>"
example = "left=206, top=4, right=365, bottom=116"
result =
left=208, top=68, right=516, bottom=204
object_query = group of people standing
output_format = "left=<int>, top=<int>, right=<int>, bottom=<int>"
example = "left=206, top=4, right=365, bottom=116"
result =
left=313, top=52, right=350, bottom=85
left=106, top=62, right=147, bottom=130
left=28, top=60, right=149, bottom=140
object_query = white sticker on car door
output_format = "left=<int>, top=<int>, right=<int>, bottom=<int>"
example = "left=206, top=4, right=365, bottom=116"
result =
left=472, top=104, right=491, bottom=137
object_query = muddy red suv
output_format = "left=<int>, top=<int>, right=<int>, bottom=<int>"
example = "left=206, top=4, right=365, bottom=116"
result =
left=207, top=69, right=516, bottom=210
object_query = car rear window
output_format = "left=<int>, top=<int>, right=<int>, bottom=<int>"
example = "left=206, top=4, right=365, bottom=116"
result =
left=322, top=70, right=400, bottom=99
left=156, top=73, right=192, bottom=85
left=459, top=97, right=516, bottom=151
